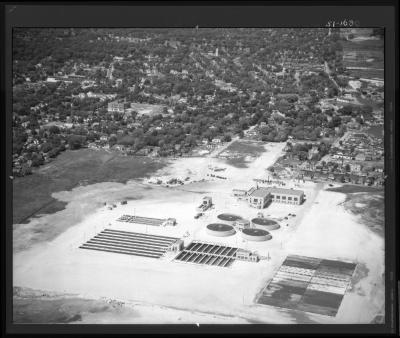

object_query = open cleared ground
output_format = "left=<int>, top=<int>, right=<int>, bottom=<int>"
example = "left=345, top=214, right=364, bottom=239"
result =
left=13, top=141, right=384, bottom=324
left=129, top=103, right=166, bottom=116
left=218, top=140, right=266, bottom=168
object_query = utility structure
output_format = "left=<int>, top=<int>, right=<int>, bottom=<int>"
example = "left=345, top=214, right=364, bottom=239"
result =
left=196, top=196, right=213, bottom=212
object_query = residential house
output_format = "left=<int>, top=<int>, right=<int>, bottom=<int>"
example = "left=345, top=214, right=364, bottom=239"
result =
left=212, top=138, right=222, bottom=144
left=108, top=100, right=130, bottom=114
left=355, top=153, right=366, bottom=161
left=350, top=163, right=362, bottom=172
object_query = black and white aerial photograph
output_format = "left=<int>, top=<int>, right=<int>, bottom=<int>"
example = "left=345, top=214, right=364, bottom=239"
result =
left=12, top=27, right=385, bottom=325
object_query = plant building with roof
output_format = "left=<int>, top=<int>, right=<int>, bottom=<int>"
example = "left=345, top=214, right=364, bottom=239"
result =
left=247, top=187, right=305, bottom=208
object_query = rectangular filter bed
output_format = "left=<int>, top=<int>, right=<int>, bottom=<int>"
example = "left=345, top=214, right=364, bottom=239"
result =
left=79, top=229, right=179, bottom=259
left=174, top=241, right=238, bottom=268
left=256, top=255, right=357, bottom=317
left=116, top=214, right=166, bottom=226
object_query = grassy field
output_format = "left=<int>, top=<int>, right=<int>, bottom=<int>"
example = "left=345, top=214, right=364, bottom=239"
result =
left=357, top=96, right=384, bottom=112
left=365, top=125, right=384, bottom=138
left=347, top=68, right=384, bottom=81
left=13, top=287, right=133, bottom=324
left=342, top=39, right=384, bottom=80
left=344, top=193, right=384, bottom=237
left=326, top=185, right=384, bottom=236
left=13, top=149, right=167, bottom=224
left=219, top=140, right=266, bottom=168
left=326, top=184, right=383, bottom=194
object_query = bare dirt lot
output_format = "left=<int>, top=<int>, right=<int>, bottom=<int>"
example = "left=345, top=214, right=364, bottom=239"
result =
left=13, top=142, right=384, bottom=324
left=129, top=103, right=166, bottom=116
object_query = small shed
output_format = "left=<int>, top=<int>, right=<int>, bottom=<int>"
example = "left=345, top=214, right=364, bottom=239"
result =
left=168, top=239, right=184, bottom=252
left=163, top=218, right=177, bottom=226
left=236, top=249, right=259, bottom=262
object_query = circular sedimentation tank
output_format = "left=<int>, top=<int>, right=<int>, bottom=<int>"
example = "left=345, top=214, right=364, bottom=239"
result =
left=217, top=213, right=242, bottom=225
left=251, top=217, right=280, bottom=230
left=206, top=223, right=236, bottom=237
left=242, top=228, right=272, bottom=241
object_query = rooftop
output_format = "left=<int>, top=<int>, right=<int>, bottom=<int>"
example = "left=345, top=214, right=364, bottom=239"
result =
left=269, top=187, right=305, bottom=196
left=250, top=187, right=272, bottom=198
left=250, top=187, right=305, bottom=198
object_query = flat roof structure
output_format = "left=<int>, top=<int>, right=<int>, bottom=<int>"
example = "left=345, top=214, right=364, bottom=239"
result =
left=269, top=187, right=305, bottom=196
left=249, top=187, right=305, bottom=197
left=249, top=187, right=271, bottom=198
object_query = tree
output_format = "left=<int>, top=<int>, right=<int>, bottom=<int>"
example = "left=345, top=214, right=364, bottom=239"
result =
left=355, top=116, right=364, bottom=125
left=309, top=131, right=318, bottom=141
left=327, top=87, right=338, bottom=98
left=13, top=142, right=24, bottom=154
left=311, top=153, right=320, bottom=161
left=239, top=119, right=249, bottom=130
left=68, top=135, right=85, bottom=150
left=117, top=135, right=135, bottom=146
left=329, top=115, right=342, bottom=128
left=222, top=133, right=232, bottom=142
left=371, top=28, right=384, bottom=39
left=31, top=152, right=44, bottom=167
left=338, top=105, right=353, bottom=116
left=48, top=147, right=61, bottom=158
left=109, top=135, right=118, bottom=147
left=40, top=142, right=53, bottom=153
left=20, top=165, right=32, bottom=176
left=298, top=151, right=308, bottom=161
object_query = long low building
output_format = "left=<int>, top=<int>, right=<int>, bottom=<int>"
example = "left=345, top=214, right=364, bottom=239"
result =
left=247, top=187, right=304, bottom=208
left=269, top=187, right=304, bottom=205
